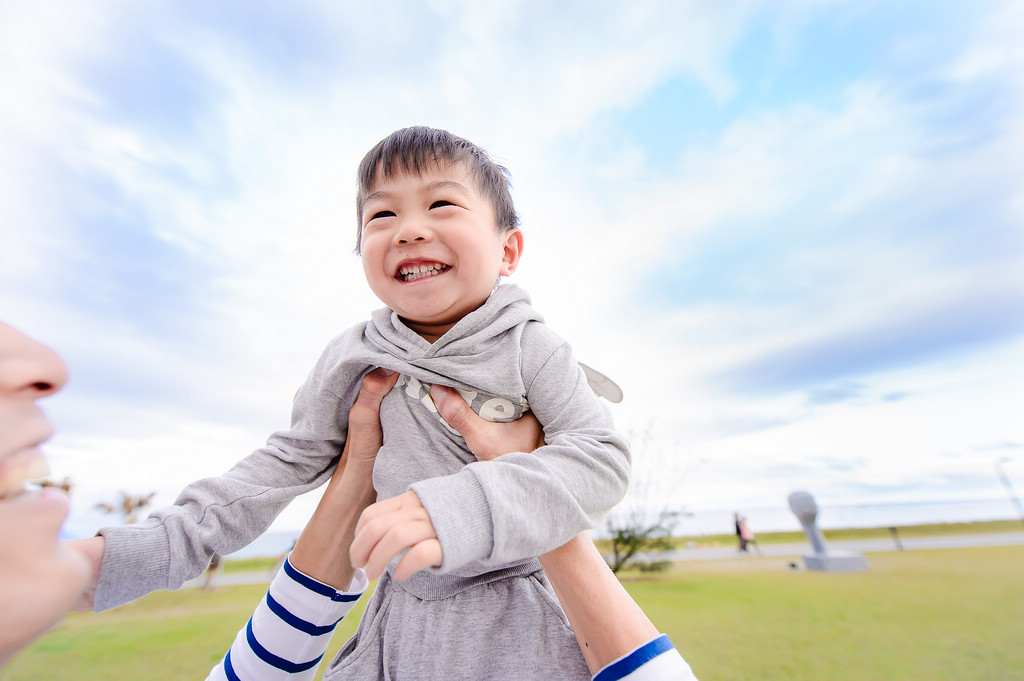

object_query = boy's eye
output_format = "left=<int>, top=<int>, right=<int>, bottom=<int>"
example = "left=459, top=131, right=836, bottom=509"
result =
left=371, top=210, right=396, bottom=220
left=429, top=200, right=455, bottom=209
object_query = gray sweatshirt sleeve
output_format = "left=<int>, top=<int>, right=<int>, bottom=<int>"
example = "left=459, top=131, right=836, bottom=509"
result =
left=94, top=351, right=360, bottom=612
left=411, top=339, right=631, bottom=572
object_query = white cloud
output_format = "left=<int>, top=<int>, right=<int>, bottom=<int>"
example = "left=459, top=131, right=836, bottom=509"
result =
left=3, top=1, right=1023, bottom=540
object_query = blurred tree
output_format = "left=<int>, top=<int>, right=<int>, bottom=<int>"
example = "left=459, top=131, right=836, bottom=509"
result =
left=605, top=509, right=679, bottom=573
left=40, top=477, right=73, bottom=494
left=95, top=491, right=157, bottom=524
left=602, top=420, right=700, bottom=573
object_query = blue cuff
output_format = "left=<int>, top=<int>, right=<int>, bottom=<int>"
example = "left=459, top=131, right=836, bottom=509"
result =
left=283, top=557, right=361, bottom=603
left=594, top=634, right=675, bottom=681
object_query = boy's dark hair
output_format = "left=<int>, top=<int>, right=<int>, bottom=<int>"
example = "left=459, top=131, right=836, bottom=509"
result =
left=354, top=126, right=520, bottom=253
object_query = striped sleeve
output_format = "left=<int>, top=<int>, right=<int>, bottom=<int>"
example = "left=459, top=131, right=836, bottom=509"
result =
left=205, top=557, right=368, bottom=681
left=593, top=634, right=698, bottom=681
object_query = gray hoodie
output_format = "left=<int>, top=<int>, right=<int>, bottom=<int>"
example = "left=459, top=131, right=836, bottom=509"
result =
left=95, top=284, right=630, bottom=611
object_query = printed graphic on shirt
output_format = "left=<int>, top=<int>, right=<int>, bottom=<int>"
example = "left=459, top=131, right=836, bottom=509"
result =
left=400, top=375, right=529, bottom=434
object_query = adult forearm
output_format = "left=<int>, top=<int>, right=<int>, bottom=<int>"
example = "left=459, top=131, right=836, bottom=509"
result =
left=539, top=534, right=659, bottom=674
left=288, top=367, right=399, bottom=589
left=288, top=461, right=376, bottom=590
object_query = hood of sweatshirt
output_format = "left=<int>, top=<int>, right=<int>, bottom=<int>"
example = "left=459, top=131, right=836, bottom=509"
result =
left=361, top=283, right=544, bottom=398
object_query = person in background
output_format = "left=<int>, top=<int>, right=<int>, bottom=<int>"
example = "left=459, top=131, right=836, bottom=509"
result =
left=734, top=512, right=748, bottom=552
left=735, top=512, right=759, bottom=555
left=202, top=553, right=223, bottom=590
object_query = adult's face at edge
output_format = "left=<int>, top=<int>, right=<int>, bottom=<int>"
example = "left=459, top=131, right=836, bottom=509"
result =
left=0, top=323, right=89, bottom=666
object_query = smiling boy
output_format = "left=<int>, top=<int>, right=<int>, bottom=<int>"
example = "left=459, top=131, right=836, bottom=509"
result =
left=87, top=127, right=631, bottom=679
left=359, top=162, right=522, bottom=344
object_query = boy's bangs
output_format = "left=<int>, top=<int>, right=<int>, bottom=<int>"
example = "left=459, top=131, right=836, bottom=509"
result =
left=354, top=126, right=519, bottom=253
left=359, top=130, right=472, bottom=189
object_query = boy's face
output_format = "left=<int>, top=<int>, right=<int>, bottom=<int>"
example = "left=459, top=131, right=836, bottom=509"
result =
left=359, top=161, right=523, bottom=342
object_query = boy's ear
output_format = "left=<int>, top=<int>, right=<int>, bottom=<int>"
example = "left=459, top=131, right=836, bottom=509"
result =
left=498, top=228, right=524, bottom=276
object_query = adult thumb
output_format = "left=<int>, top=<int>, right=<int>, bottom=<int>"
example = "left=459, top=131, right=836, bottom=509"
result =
left=429, top=384, right=476, bottom=435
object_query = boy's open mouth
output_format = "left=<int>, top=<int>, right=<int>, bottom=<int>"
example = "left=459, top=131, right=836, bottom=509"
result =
left=397, top=261, right=451, bottom=282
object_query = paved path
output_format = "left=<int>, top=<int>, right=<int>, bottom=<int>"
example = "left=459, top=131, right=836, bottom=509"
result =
left=192, top=531, right=1024, bottom=588
left=659, top=528, right=1024, bottom=561
left=658, top=530, right=1024, bottom=562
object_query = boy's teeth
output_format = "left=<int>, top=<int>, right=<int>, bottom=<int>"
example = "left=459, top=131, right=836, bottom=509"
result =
left=399, top=263, right=447, bottom=282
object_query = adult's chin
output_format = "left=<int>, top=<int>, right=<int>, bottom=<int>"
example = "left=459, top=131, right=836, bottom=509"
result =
left=0, top=489, right=86, bottom=665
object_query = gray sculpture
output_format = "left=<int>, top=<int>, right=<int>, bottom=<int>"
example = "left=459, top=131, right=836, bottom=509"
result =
left=787, top=490, right=869, bottom=572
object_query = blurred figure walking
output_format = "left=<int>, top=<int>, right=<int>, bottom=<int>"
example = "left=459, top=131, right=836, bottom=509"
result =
left=735, top=512, right=760, bottom=554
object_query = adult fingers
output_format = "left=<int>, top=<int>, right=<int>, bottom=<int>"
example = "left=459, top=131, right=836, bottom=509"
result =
left=428, top=384, right=501, bottom=460
left=430, top=384, right=545, bottom=460
left=429, top=384, right=480, bottom=436
left=344, top=368, right=399, bottom=466
left=357, top=367, right=399, bottom=411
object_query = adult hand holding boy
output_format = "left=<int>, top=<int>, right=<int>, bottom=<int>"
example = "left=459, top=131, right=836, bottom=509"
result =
left=428, top=384, right=545, bottom=461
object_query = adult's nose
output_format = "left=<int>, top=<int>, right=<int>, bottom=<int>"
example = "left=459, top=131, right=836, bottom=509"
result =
left=0, top=324, right=70, bottom=399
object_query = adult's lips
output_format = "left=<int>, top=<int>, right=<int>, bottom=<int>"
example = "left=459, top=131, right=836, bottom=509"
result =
left=0, top=448, right=50, bottom=500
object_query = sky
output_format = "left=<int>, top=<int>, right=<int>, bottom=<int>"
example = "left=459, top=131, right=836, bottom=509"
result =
left=2, top=0, right=1022, bottom=539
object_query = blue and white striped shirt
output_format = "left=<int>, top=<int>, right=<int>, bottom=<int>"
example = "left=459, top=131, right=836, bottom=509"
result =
left=206, top=556, right=696, bottom=680
left=205, top=558, right=367, bottom=681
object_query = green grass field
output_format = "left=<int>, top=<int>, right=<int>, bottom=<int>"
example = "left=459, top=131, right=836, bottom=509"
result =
left=4, top=543, right=1022, bottom=680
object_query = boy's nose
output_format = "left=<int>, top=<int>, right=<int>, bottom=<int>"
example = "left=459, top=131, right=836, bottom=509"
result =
left=393, top=217, right=433, bottom=245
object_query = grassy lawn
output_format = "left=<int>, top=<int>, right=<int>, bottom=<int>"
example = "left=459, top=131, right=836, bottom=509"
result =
left=0, top=582, right=372, bottom=681
left=628, top=546, right=1024, bottom=680
left=3, top=544, right=1022, bottom=680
